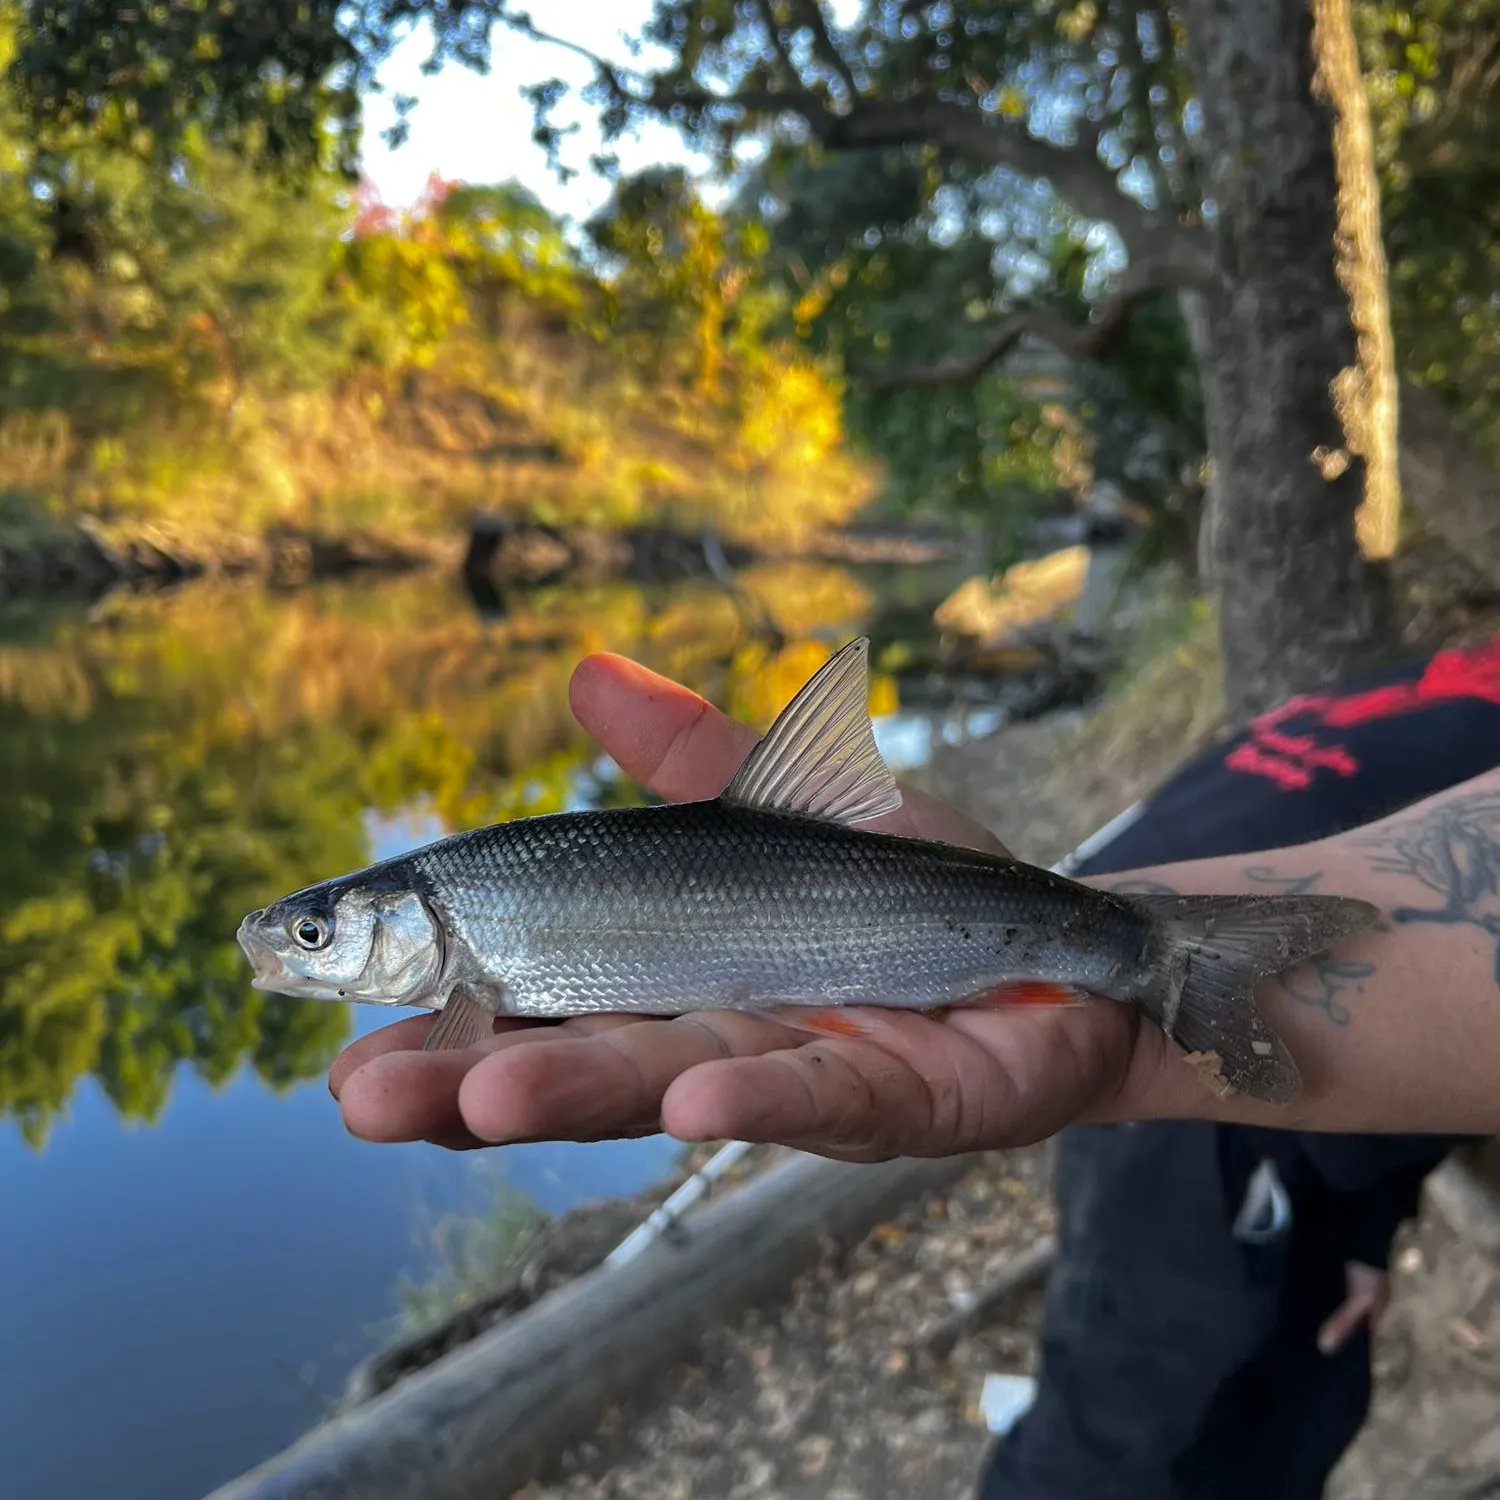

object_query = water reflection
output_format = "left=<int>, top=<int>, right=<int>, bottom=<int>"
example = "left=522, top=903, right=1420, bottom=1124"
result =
left=0, top=564, right=890, bottom=1149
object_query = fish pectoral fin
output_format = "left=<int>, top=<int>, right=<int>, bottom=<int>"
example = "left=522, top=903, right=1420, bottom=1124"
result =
left=423, top=985, right=497, bottom=1052
left=718, top=636, right=903, bottom=827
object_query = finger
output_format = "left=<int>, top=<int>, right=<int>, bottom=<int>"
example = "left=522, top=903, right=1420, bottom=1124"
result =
left=328, top=1012, right=539, bottom=1098
left=569, top=652, right=1009, bottom=855
left=329, top=1014, right=447, bottom=1099
left=333, top=1014, right=651, bottom=1141
left=569, top=653, right=755, bottom=802
left=1317, top=1286, right=1379, bottom=1354
left=455, top=1011, right=810, bottom=1143
left=660, top=1008, right=1012, bottom=1154
left=1347, top=1262, right=1392, bottom=1333
left=339, top=1046, right=487, bottom=1144
left=1317, top=1301, right=1365, bottom=1354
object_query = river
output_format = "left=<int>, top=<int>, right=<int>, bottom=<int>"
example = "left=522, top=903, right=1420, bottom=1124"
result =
left=2, top=556, right=1026, bottom=1500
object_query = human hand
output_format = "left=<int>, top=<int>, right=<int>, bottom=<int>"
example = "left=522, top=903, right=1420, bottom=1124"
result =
left=1317, top=1261, right=1391, bottom=1354
left=329, top=652, right=1182, bottom=1160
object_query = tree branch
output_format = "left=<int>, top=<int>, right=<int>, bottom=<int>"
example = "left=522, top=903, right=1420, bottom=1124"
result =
left=656, top=80, right=1200, bottom=267
left=788, top=0, right=862, bottom=102
left=861, top=261, right=1194, bottom=390
left=499, top=10, right=639, bottom=91
left=749, top=0, right=803, bottom=90
left=505, top=4, right=1204, bottom=271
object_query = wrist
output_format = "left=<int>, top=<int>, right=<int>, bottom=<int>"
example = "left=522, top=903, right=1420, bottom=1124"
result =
left=1081, top=1014, right=1218, bottom=1125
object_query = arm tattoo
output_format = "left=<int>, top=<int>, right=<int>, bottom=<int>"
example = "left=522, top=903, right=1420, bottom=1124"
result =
left=1242, top=866, right=1322, bottom=897
left=1103, top=878, right=1181, bottom=896
left=1357, top=791, right=1500, bottom=986
left=1243, top=865, right=1374, bottom=1027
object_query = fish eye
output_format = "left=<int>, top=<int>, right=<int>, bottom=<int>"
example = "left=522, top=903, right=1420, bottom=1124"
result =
left=292, top=915, right=331, bottom=950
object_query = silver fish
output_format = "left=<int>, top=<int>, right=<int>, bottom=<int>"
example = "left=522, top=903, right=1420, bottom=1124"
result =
left=237, top=637, right=1378, bottom=1103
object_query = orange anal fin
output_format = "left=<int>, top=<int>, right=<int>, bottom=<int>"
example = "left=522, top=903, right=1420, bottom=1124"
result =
left=786, top=1006, right=878, bottom=1039
left=966, top=981, right=1096, bottom=1010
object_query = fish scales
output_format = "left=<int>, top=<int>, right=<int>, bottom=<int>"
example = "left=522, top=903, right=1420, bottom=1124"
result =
left=238, top=636, right=1381, bottom=1102
left=406, top=802, right=1151, bottom=1017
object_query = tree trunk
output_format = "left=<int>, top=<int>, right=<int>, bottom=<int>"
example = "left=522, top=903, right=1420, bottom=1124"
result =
left=1311, top=0, right=1402, bottom=561
left=1181, top=0, right=1394, bottom=725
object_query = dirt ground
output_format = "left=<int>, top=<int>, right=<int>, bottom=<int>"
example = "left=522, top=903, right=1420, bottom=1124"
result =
left=518, top=1145, right=1500, bottom=1500
left=510, top=594, right=1500, bottom=1500
left=523, top=1143, right=1058, bottom=1500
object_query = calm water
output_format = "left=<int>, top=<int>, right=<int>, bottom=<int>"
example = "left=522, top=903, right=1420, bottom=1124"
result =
left=0, top=559, right=991, bottom=1500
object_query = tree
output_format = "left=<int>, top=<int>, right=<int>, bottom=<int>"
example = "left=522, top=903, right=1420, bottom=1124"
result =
left=1177, top=0, right=1391, bottom=718
left=483, top=0, right=1395, bottom=720
left=1314, top=0, right=1402, bottom=560
left=8, top=0, right=1490, bottom=714
left=11, top=0, right=362, bottom=174
left=1357, top=0, right=1500, bottom=578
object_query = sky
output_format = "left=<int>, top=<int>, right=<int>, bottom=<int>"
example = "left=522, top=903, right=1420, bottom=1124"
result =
left=357, top=0, right=864, bottom=223
left=358, top=1, right=708, bottom=223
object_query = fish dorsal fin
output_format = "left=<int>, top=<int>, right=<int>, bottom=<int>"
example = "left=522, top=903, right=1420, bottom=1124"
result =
left=719, top=637, right=903, bottom=826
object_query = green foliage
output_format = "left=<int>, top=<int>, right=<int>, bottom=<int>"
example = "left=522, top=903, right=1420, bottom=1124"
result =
left=11, top=0, right=361, bottom=174
left=0, top=563, right=884, bottom=1147
left=494, top=0, right=1493, bottom=560
left=0, top=53, right=871, bottom=545
left=4, top=0, right=1490, bottom=558
left=1356, top=0, right=1500, bottom=462
left=397, top=1182, right=548, bottom=1337
left=502, top=1, right=1213, bottom=551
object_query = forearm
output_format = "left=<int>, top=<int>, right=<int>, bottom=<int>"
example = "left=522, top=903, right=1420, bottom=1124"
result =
left=1089, top=767, right=1500, bottom=1135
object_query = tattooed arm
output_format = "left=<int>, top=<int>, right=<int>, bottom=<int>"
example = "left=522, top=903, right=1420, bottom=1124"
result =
left=1094, top=767, right=1500, bottom=1134
left=331, top=659, right=1500, bottom=1160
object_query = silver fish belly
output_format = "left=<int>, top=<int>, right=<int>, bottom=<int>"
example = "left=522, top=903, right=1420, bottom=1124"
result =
left=408, top=802, right=1148, bottom=1018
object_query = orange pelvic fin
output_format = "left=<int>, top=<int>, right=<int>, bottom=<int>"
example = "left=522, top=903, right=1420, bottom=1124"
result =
left=790, top=1007, right=878, bottom=1039
left=969, top=981, right=1096, bottom=1009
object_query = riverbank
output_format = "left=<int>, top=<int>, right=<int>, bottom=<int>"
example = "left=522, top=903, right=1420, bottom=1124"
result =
left=503, top=604, right=1213, bottom=1500
left=504, top=556, right=1500, bottom=1500
left=0, top=501, right=967, bottom=604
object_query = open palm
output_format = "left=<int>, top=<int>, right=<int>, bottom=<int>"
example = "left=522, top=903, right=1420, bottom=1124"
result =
left=328, top=652, right=1176, bottom=1160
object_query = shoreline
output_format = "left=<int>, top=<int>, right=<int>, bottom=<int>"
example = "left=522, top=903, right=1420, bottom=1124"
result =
left=0, top=516, right=966, bottom=605
left=351, top=566, right=1500, bottom=1500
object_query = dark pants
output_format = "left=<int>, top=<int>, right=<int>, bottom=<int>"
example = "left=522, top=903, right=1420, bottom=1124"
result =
left=977, top=1124, right=1373, bottom=1500
left=975, top=641, right=1500, bottom=1498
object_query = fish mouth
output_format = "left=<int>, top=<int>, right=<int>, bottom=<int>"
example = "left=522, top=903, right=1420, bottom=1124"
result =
left=237, top=913, right=286, bottom=992
left=237, top=913, right=271, bottom=966
left=236, top=912, right=337, bottom=999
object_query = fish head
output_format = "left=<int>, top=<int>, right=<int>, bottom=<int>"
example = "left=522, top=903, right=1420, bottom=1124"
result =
left=237, top=882, right=444, bottom=1006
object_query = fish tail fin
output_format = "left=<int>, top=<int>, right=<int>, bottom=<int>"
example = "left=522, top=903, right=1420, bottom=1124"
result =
left=1131, top=893, right=1380, bottom=1105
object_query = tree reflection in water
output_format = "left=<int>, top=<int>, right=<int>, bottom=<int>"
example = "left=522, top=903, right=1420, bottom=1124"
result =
left=0, top=565, right=885, bottom=1146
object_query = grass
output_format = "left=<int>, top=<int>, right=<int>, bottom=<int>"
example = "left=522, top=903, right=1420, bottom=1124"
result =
left=0, top=297, right=877, bottom=567
left=395, top=1183, right=550, bottom=1339
left=0, top=487, right=87, bottom=558
left=1034, top=577, right=1226, bottom=824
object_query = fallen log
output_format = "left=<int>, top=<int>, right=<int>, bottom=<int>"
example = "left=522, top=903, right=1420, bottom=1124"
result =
left=206, top=1150, right=978, bottom=1500
left=921, top=1235, right=1058, bottom=1360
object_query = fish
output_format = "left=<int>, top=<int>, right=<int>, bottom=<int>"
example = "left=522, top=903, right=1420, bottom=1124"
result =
left=237, top=637, right=1380, bottom=1103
